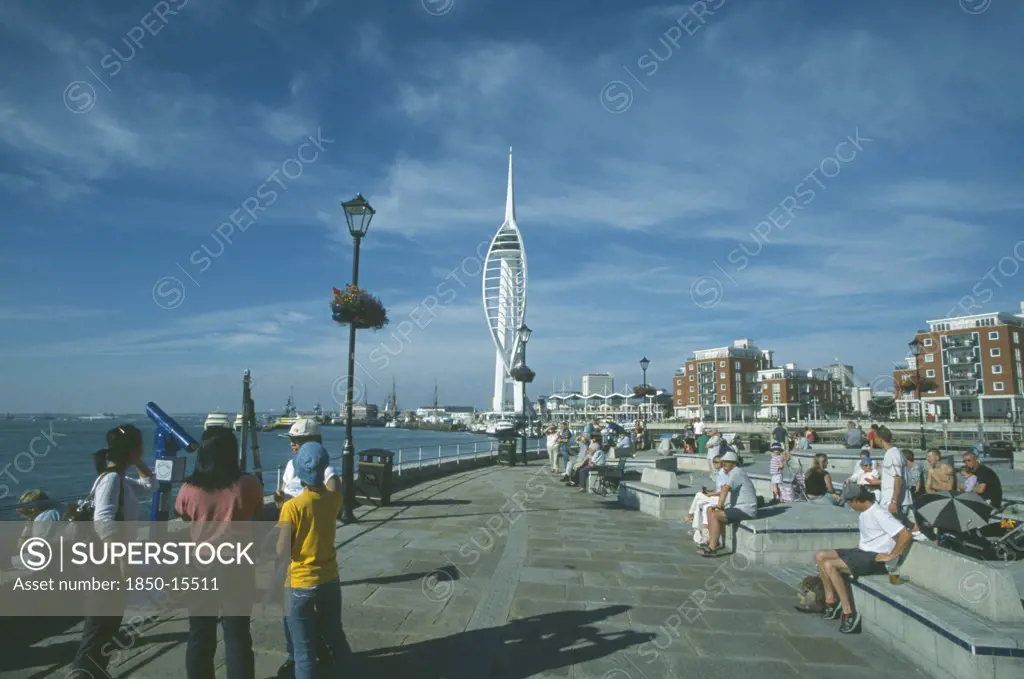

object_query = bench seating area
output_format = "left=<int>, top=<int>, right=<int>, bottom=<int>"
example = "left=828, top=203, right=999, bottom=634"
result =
left=728, top=503, right=860, bottom=566
left=617, top=468, right=696, bottom=521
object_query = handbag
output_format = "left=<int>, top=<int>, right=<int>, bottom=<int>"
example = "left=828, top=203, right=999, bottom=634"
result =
left=65, top=471, right=124, bottom=540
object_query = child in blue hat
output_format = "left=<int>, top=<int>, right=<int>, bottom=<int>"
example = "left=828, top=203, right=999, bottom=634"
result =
left=276, top=442, right=349, bottom=679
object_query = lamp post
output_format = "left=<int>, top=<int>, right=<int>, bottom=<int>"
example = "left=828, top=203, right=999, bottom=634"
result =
left=340, top=193, right=375, bottom=524
left=640, top=356, right=650, bottom=420
left=517, top=324, right=532, bottom=465
left=908, top=337, right=927, bottom=450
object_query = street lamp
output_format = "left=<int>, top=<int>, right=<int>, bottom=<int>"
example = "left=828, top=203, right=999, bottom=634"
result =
left=517, top=324, right=532, bottom=464
left=908, top=337, right=927, bottom=450
left=339, top=193, right=375, bottom=524
left=640, top=356, right=650, bottom=421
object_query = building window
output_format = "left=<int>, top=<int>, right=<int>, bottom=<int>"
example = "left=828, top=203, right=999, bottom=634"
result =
left=924, top=353, right=934, bottom=363
left=1014, top=331, right=1020, bottom=344
left=689, top=397, right=695, bottom=404
left=719, top=360, right=726, bottom=367
left=719, top=371, right=725, bottom=379
left=734, top=361, right=741, bottom=370
left=689, top=374, right=695, bottom=381
left=720, top=384, right=726, bottom=391
left=989, top=331, right=1000, bottom=340
left=923, top=338, right=932, bottom=347
left=721, top=396, right=727, bottom=403
left=689, top=386, right=694, bottom=393
left=993, top=365, right=1003, bottom=374
left=994, top=382, right=1005, bottom=392
left=991, top=348, right=1001, bottom=357
left=676, top=378, right=682, bottom=385
left=925, top=369, right=935, bottom=378
left=676, top=399, right=682, bottom=406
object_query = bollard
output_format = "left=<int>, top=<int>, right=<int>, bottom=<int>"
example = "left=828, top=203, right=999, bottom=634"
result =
left=438, top=445, right=442, bottom=468
left=456, top=444, right=460, bottom=464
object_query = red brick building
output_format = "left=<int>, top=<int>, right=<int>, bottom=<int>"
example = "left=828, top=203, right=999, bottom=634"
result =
left=757, top=364, right=843, bottom=421
left=892, top=303, right=1024, bottom=421
left=673, top=339, right=772, bottom=420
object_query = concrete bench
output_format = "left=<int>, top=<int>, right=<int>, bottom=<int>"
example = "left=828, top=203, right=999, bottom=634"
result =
left=617, top=468, right=695, bottom=520
left=731, top=503, right=860, bottom=566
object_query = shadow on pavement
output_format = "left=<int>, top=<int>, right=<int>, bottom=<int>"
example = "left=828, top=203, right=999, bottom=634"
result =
left=349, top=605, right=654, bottom=679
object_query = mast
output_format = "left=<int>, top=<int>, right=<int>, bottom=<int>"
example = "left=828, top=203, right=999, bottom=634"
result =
left=433, top=378, right=439, bottom=414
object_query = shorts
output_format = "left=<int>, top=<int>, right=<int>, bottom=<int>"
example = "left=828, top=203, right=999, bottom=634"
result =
left=771, top=474, right=782, bottom=484
left=723, top=507, right=755, bottom=523
left=836, top=548, right=887, bottom=577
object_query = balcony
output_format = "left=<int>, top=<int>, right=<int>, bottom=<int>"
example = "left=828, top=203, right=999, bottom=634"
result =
left=947, top=353, right=979, bottom=365
left=947, top=370, right=977, bottom=381
left=952, top=387, right=979, bottom=397
left=943, top=334, right=975, bottom=349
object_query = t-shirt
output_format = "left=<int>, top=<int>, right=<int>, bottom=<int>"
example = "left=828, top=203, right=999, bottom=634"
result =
left=858, top=503, right=906, bottom=554
left=769, top=455, right=784, bottom=475
left=278, top=488, right=343, bottom=588
left=706, top=435, right=721, bottom=461
left=557, top=429, right=572, bottom=449
left=880, top=446, right=911, bottom=507
left=845, top=428, right=861, bottom=446
left=693, top=421, right=705, bottom=436
left=29, top=508, right=62, bottom=539
left=91, top=471, right=158, bottom=539
left=772, top=426, right=787, bottom=443
left=867, top=430, right=878, bottom=448
left=696, top=434, right=709, bottom=458
left=175, top=475, right=264, bottom=541
left=972, top=464, right=1002, bottom=509
left=724, top=467, right=758, bottom=515
left=281, top=458, right=338, bottom=499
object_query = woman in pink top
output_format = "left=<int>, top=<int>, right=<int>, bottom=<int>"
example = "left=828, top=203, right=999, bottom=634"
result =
left=175, top=428, right=264, bottom=679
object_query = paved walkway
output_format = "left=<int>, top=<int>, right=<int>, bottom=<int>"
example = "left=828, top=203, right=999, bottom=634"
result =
left=1, top=464, right=930, bottom=679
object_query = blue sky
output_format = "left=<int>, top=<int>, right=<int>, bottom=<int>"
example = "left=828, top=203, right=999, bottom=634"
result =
left=1, top=0, right=1022, bottom=414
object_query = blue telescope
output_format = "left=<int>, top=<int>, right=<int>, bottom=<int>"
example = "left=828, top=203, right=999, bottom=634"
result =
left=146, top=402, right=199, bottom=523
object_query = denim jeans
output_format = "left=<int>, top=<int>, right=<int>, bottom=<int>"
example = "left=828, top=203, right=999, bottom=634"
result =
left=187, top=616, right=253, bottom=679
left=287, top=579, right=350, bottom=679
left=807, top=494, right=840, bottom=507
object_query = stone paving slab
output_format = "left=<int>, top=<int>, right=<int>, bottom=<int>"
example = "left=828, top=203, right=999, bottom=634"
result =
left=0, top=465, right=933, bottom=679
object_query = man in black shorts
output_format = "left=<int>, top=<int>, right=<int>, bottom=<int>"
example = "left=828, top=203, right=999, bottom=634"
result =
left=813, top=484, right=912, bottom=633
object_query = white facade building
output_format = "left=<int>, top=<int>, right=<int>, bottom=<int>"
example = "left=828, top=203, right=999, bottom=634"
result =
left=581, top=373, right=615, bottom=396
left=482, top=148, right=528, bottom=415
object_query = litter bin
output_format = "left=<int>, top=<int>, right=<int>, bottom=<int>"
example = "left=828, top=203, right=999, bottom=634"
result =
left=748, top=433, right=764, bottom=454
left=498, top=438, right=518, bottom=466
left=356, top=449, right=395, bottom=506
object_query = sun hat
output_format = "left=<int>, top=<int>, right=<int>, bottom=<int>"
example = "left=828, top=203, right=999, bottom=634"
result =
left=720, top=451, right=739, bottom=463
left=279, top=418, right=321, bottom=439
left=770, top=442, right=783, bottom=451
left=293, top=442, right=330, bottom=486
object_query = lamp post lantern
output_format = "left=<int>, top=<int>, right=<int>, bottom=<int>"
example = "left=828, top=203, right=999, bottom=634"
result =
left=908, top=337, right=926, bottom=449
left=640, top=356, right=650, bottom=420
left=340, top=193, right=375, bottom=524
left=517, top=324, right=532, bottom=464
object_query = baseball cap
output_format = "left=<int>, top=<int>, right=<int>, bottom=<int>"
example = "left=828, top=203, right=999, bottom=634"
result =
left=770, top=442, right=783, bottom=451
left=279, top=418, right=321, bottom=439
left=294, top=442, right=330, bottom=486
left=720, top=451, right=739, bottom=463
left=859, top=455, right=873, bottom=465
left=841, top=482, right=873, bottom=503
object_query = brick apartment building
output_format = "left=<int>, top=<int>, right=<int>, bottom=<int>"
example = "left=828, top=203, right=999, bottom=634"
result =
left=757, top=364, right=843, bottom=421
left=674, top=339, right=772, bottom=421
left=893, top=302, right=1024, bottom=422
left=674, top=339, right=844, bottom=422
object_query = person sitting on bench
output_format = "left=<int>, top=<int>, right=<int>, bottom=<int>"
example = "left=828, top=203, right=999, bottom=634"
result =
left=700, top=451, right=757, bottom=557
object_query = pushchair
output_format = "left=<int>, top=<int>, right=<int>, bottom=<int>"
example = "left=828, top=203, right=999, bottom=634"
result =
left=779, top=459, right=806, bottom=503
left=925, top=496, right=1024, bottom=563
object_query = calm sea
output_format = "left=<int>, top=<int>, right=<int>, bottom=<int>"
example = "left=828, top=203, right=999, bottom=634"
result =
left=0, top=416, right=507, bottom=517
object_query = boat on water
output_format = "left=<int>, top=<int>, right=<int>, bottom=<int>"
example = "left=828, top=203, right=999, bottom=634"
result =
left=485, top=420, right=517, bottom=437
left=79, top=413, right=116, bottom=421
left=233, top=413, right=244, bottom=430
left=384, top=419, right=399, bottom=428
left=264, top=390, right=302, bottom=431
left=204, top=411, right=233, bottom=430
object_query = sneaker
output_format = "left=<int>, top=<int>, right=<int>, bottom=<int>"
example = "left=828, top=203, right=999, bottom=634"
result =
left=822, top=602, right=841, bottom=620
left=276, top=660, right=295, bottom=679
left=839, top=611, right=862, bottom=634
left=912, top=531, right=928, bottom=542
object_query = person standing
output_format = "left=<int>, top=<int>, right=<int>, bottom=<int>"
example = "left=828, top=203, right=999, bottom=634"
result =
left=175, top=428, right=264, bottom=679
left=277, top=443, right=350, bottom=679
left=693, top=417, right=705, bottom=437
left=877, top=427, right=912, bottom=526
left=71, top=425, right=156, bottom=678
left=544, top=425, right=559, bottom=473
left=772, top=421, right=787, bottom=446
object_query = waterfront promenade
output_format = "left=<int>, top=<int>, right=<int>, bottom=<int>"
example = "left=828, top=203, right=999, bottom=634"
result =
left=1, top=464, right=929, bottom=679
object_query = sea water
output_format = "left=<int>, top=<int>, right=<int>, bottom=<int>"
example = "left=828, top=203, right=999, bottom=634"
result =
left=0, top=416, right=506, bottom=518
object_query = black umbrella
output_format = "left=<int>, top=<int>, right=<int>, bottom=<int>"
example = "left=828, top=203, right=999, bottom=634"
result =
left=914, top=491, right=992, bottom=534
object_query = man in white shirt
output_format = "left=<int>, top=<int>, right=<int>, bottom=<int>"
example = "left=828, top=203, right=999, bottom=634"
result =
left=544, top=425, right=560, bottom=473
left=684, top=455, right=724, bottom=544
left=876, top=426, right=912, bottom=525
left=701, top=452, right=757, bottom=557
left=274, top=419, right=338, bottom=504
left=693, top=417, right=705, bottom=437
left=814, top=484, right=911, bottom=634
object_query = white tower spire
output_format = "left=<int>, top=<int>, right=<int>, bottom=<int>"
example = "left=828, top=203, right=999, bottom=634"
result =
left=505, top=146, right=515, bottom=223
left=483, top=146, right=528, bottom=415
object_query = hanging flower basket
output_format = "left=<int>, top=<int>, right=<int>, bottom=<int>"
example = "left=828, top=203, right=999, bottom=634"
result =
left=330, top=285, right=389, bottom=330
left=634, top=385, right=657, bottom=397
left=511, top=366, right=535, bottom=383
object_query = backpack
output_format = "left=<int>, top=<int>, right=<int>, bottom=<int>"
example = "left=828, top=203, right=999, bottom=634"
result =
left=795, top=575, right=825, bottom=613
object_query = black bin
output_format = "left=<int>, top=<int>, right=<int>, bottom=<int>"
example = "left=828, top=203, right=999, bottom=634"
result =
left=748, top=433, right=764, bottom=454
left=497, top=438, right=519, bottom=466
left=356, top=449, right=395, bottom=506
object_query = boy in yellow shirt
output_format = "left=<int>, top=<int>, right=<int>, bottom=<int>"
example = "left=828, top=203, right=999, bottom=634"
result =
left=276, top=442, right=348, bottom=679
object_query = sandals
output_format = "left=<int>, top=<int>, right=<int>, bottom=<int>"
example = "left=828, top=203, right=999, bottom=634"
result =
left=697, top=545, right=723, bottom=557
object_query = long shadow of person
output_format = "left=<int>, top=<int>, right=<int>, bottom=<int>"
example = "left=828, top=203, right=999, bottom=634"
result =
left=351, top=605, right=654, bottom=679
